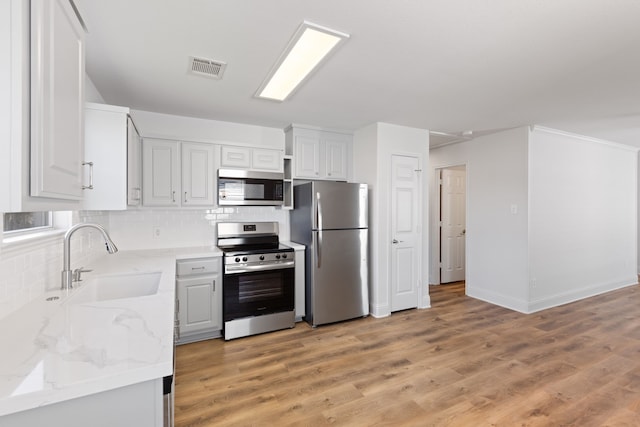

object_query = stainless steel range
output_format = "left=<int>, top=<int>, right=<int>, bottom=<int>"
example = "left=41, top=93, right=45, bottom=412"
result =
left=217, top=222, right=295, bottom=340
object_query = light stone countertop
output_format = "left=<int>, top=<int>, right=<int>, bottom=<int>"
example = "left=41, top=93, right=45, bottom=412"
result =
left=0, top=246, right=221, bottom=417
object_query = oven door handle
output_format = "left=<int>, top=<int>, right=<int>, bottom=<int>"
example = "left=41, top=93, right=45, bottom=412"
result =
left=225, top=261, right=294, bottom=274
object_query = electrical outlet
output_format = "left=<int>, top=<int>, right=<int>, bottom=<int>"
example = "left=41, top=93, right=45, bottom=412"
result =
left=153, top=226, right=161, bottom=239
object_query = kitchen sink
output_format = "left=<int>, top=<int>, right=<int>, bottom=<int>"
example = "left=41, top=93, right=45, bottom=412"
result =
left=69, top=271, right=162, bottom=303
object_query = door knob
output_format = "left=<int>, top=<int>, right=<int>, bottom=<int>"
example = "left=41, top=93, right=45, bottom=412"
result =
left=392, top=239, right=404, bottom=244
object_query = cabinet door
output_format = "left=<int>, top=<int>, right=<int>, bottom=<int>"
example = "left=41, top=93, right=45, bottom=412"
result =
left=177, top=276, right=221, bottom=335
left=324, top=137, right=348, bottom=181
left=182, top=142, right=215, bottom=206
left=294, top=135, right=320, bottom=178
left=220, top=146, right=251, bottom=168
left=30, top=0, right=85, bottom=199
left=252, top=148, right=282, bottom=171
left=142, top=138, right=180, bottom=206
left=127, top=117, right=142, bottom=206
left=83, top=105, right=128, bottom=210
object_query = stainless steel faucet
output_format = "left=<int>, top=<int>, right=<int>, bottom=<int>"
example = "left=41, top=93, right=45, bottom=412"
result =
left=61, top=223, right=118, bottom=290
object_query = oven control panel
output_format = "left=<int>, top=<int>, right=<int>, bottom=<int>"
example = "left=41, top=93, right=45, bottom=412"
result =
left=224, top=252, right=294, bottom=274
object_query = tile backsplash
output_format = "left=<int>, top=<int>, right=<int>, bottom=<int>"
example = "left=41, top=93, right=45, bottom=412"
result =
left=0, top=207, right=289, bottom=319
left=108, top=206, right=289, bottom=250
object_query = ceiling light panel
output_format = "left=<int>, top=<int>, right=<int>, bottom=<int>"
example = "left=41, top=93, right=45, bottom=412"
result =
left=256, top=21, right=349, bottom=101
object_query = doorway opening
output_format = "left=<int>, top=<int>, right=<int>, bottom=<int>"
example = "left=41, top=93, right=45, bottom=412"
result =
left=435, top=165, right=466, bottom=289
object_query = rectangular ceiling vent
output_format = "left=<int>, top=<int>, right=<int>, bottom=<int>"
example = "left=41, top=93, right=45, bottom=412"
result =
left=188, top=56, right=226, bottom=79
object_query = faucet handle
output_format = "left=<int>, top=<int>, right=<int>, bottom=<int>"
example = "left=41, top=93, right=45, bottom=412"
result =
left=73, top=267, right=93, bottom=282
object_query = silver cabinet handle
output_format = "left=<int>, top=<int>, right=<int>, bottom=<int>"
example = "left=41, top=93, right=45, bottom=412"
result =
left=212, top=280, right=215, bottom=292
left=184, top=191, right=187, bottom=203
left=134, top=187, right=141, bottom=200
left=82, top=162, right=94, bottom=190
left=172, top=191, right=176, bottom=203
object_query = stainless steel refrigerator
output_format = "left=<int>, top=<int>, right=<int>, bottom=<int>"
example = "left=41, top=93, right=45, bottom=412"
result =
left=290, top=181, right=369, bottom=326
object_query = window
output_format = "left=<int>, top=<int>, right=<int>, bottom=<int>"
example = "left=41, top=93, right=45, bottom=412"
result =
left=3, top=212, right=53, bottom=234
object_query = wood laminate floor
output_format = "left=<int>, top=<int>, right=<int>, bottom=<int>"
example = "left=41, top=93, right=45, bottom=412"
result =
left=175, top=282, right=640, bottom=426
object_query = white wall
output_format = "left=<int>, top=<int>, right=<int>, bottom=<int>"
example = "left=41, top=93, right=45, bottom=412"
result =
left=528, top=127, right=638, bottom=311
left=353, top=123, right=383, bottom=315
left=85, top=75, right=105, bottom=103
left=353, top=122, right=430, bottom=317
left=131, top=109, right=284, bottom=149
left=1, top=1, right=11, bottom=208
left=430, top=127, right=530, bottom=312
left=542, top=118, right=640, bottom=274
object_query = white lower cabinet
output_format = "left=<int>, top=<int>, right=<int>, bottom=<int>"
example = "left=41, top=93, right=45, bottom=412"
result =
left=293, top=245, right=305, bottom=320
left=2, top=379, right=163, bottom=427
left=176, top=257, right=222, bottom=344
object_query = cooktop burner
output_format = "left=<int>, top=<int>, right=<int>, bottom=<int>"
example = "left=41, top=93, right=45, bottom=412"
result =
left=216, top=221, right=293, bottom=259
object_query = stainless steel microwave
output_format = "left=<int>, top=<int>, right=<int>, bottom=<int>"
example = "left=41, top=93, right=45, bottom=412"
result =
left=218, top=169, right=284, bottom=206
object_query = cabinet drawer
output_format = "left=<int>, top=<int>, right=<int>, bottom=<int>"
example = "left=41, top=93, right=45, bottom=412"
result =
left=177, top=258, right=220, bottom=276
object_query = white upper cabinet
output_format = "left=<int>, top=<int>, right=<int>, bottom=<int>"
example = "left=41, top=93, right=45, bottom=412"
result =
left=142, top=138, right=180, bottom=207
left=127, top=116, right=142, bottom=206
left=2, top=0, right=88, bottom=211
left=285, top=125, right=352, bottom=181
left=83, top=103, right=133, bottom=210
left=220, top=146, right=251, bottom=169
left=324, top=137, right=349, bottom=180
left=30, top=0, right=86, bottom=200
left=294, top=135, right=321, bottom=178
left=182, top=142, right=215, bottom=206
left=220, top=145, right=282, bottom=172
left=142, top=138, right=215, bottom=207
left=252, top=148, right=282, bottom=171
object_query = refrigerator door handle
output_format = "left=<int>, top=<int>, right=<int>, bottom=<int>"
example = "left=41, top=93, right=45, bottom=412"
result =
left=316, top=192, right=323, bottom=268
left=316, top=192, right=322, bottom=229
left=317, top=230, right=322, bottom=268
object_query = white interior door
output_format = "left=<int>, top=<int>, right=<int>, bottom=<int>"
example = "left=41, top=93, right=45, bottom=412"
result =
left=391, top=154, right=421, bottom=312
left=440, top=168, right=466, bottom=283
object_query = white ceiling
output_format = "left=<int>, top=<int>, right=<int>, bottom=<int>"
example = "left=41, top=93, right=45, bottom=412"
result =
left=75, top=0, right=640, bottom=146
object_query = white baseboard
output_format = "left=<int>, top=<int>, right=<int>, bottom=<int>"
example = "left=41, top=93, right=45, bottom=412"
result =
left=527, top=277, right=637, bottom=313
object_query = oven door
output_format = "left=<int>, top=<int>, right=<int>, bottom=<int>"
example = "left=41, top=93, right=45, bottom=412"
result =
left=223, top=267, right=294, bottom=321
